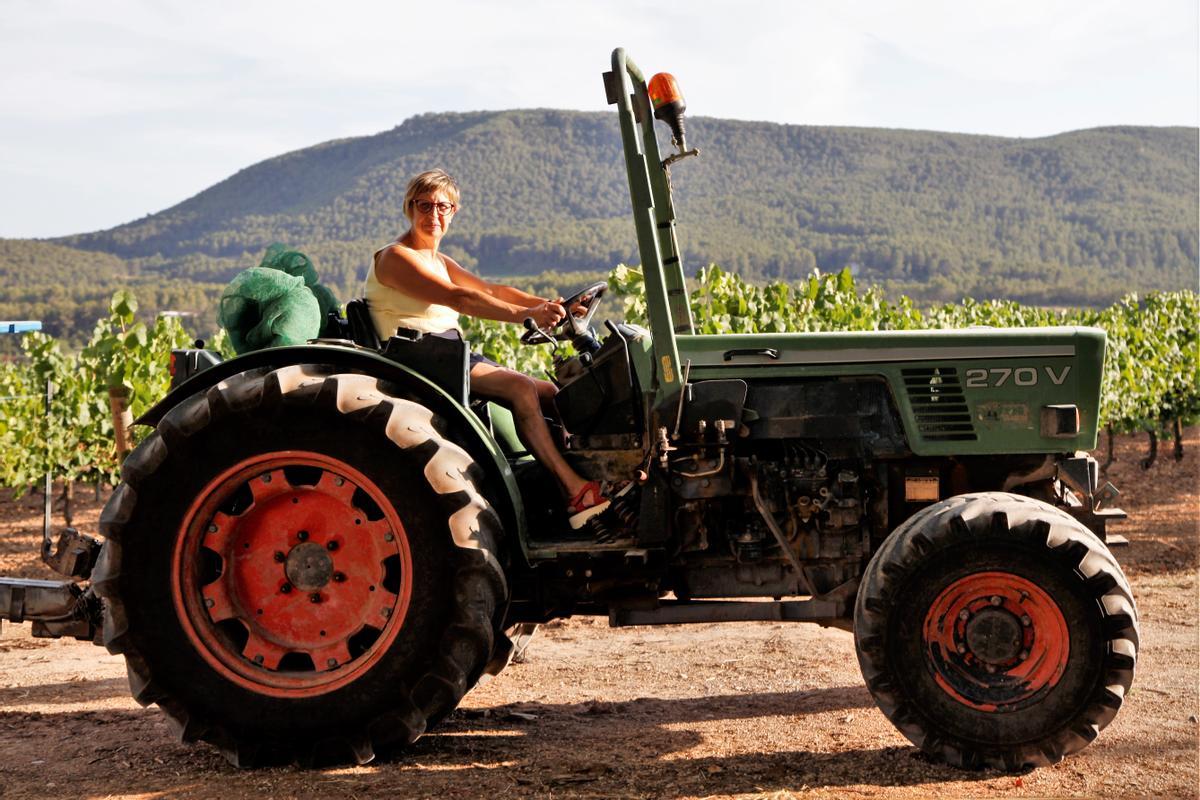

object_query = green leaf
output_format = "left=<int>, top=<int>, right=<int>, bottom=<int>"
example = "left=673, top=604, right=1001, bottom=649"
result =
left=110, top=289, right=138, bottom=321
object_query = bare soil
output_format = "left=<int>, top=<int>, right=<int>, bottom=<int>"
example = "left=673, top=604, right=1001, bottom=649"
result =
left=0, top=430, right=1196, bottom=799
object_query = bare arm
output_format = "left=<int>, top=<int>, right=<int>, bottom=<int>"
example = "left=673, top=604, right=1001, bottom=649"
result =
left=375, top=247, right=564, bottom=328
left=446, top=258, right=588, bottom=316
left=444, top=258, right=549, bottom=306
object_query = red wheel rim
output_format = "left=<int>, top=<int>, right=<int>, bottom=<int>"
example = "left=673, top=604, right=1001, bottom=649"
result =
left=172, top=451, right=412, bottom=698
left=922, top=571, right=1069, bottom=712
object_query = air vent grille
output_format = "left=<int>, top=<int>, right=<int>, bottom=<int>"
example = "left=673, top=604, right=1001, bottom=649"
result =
left=902, top=367, right=977, bottom=442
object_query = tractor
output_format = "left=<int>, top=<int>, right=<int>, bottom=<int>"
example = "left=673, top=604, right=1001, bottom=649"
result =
left=0, top=48, right=1137, bottom=771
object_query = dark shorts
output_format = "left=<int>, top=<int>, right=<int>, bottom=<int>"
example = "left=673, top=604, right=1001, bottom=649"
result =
left=427, top=329, right=498, bottom=371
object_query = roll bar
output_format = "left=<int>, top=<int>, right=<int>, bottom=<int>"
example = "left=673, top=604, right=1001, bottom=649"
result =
left=605, top=48, right=695, bottom=399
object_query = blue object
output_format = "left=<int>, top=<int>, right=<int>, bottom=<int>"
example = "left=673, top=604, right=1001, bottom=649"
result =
left=1, top=321, right=41, bottom=334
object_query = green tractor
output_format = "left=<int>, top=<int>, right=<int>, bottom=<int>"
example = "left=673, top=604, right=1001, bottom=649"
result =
left=0, top=48, right=1136, bottom=771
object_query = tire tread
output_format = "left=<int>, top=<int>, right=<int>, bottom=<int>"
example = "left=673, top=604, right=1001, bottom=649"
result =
left=853, top=491, right=1139, bottom=771
left=91, top=366, right=508, bottom=766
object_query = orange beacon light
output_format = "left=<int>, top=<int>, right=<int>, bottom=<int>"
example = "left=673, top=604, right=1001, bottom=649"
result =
left=648, top=72, right=688, bottom=151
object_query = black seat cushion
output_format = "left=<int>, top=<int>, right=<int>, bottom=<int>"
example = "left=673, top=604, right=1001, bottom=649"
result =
left=345, top=298, right=381, bottom=349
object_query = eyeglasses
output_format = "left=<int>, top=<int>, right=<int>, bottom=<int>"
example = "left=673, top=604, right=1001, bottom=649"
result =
left=413, top=199, right=456, bottom=215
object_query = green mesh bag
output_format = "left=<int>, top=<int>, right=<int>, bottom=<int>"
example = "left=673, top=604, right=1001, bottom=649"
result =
left=260, top=243, right=344, bottom=337
left=218, top=267, right=321, bottom=355
left=259, top=243, right=319, bottom=287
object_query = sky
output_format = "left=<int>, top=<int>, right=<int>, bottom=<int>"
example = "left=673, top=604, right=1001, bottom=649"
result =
left=1, top=0, right=1196, bottom=239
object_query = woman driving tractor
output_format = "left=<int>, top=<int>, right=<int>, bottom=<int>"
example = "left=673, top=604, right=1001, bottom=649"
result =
left=365, top=168, right=622, bottom=528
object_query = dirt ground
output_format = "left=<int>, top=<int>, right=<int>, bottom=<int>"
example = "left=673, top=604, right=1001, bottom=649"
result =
left=0, top=430, right=1196, bottom=799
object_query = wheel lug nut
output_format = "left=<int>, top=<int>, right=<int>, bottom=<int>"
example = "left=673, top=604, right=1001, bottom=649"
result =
left=327, top=658, right=338, bottom=667
left=281, top=583, right=292, bottom=594
left=297, top=530, right=309, bottom=541
left=310, top=593, right=321, bottom=603
left=1018, top=649, right=1029, bottom=660
left=204, top=598, right=214, bottom=608
left=254, top=655, right=264, bottom=664
left=1021, top=615, right=1031, bottom=627
left=327, top=541, right=338, bottom=551
left=956, top=643, right=966, bottom=654
left=333, top=572, right=346, bottom=583
left=989, top=595, right=1003, bottom=606
left=273, top=551, right=286, bottom=563
left=958, top=609, right=970, bottom=621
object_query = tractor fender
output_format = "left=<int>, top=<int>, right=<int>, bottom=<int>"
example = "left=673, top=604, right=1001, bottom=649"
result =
left=137, top=343, right=527, bottom=546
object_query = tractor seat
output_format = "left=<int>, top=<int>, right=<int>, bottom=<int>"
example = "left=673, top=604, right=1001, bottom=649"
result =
left=344, top=298, right=381, bottom=350
left=347, top=298, right=469, bottom=405
left=344, top=298, right=549, bottom=459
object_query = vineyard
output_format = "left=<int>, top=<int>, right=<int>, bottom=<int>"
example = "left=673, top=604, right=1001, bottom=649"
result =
left=1, top=267, right=1196, bottom=516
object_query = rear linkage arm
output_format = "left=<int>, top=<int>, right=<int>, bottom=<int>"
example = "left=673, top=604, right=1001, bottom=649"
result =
left=0, top=527, right=103, bottom=641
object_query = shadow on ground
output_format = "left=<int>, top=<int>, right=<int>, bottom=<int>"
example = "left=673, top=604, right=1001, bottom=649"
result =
left=0, top=684, right=993, bottom=799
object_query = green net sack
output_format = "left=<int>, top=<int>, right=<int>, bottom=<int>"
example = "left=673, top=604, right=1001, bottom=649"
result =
left=259, top=243, right=319, bottom=287
left=260, top=243, right=344, bottom=338
left=218, top=267, right=321, bottom=355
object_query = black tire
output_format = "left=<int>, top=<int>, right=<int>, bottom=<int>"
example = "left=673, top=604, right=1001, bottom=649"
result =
left=854, top=492, right=1138, bottom=771
left=90, top=365, right=508, bottom=766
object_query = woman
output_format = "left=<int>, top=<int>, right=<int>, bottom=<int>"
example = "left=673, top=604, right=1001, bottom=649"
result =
left=366, top=169, right=617, bottom=528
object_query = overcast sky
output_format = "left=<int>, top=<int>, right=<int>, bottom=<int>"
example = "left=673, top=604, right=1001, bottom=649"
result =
left=2, top=0, right=1196, bottom=239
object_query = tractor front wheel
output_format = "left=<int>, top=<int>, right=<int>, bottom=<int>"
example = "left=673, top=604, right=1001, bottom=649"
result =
left=854, top=492, right=1138, bottom=770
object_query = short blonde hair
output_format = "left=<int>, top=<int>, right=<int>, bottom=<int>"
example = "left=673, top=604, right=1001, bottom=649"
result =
left=403, top=169, right=461, bottom=221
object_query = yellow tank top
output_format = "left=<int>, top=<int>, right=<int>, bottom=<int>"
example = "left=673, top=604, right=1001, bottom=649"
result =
left=364, top=243, right=463, bottom=338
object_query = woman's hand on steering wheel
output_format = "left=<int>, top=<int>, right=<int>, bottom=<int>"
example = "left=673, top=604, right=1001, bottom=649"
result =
left=557, top=281, right=608, bottom=337
left=519, top=280, right=608, bottom=345
left=526, top=300, right=566, bottom=330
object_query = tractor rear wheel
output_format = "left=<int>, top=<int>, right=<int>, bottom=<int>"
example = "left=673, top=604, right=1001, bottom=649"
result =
left=854, top=492, right=1138, bottom=770
left=91, top=365, right=507, bottom=766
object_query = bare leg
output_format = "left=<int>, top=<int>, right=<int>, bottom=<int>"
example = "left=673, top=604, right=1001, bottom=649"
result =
left=469, top=364, right=588, bottom=498
left=535, top=379, right=558, bottom=417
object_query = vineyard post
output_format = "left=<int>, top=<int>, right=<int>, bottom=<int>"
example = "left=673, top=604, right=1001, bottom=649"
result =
left=108, top=386, right=133, bottom=461
left=42, top=377, right=52, bottom=556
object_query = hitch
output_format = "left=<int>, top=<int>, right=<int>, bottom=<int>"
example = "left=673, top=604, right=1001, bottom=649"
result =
left=0, top=578, right=99, bottom=640
left=1057, top=454, right=1128, bottom=545
left=42, top=527, right=102, bottom=580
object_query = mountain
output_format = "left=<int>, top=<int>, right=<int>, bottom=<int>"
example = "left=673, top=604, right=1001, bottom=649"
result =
left=3, top=110, right=1196, bottom=341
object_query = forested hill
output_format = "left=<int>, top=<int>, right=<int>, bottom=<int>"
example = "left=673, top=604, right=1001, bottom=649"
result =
left=6, top=110, right=1196, bottom=341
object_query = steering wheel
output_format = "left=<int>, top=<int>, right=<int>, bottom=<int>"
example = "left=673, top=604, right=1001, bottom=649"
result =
left=520, top=281, right=608, bottom=345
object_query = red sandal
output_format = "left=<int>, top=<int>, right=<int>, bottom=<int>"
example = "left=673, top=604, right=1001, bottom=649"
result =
left=566, top=480, right=633, bottom=530
left=566, top=481, right=610, bottom=529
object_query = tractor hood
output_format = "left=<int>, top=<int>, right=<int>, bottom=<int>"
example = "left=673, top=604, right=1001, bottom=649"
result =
left=674, top=326, right=1107, bottom=455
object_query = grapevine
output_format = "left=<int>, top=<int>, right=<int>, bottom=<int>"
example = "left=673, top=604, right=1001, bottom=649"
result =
left=2, top=277, right=1197, bottom=505
left=1, top=290, right=193, bottom=516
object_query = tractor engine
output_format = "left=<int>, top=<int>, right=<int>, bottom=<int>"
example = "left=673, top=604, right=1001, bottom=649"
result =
left=669, top=444, right=877, bottom=600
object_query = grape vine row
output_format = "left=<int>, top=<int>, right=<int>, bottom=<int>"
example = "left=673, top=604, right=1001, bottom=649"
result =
left=1, top=270, right=1196, bottom=503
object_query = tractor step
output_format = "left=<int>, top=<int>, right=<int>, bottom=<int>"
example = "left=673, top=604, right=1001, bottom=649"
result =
left=608, top=597, right=851, bottom=629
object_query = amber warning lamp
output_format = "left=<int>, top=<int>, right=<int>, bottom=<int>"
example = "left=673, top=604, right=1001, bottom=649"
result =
left=648, top=72, right=700, bottom=166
